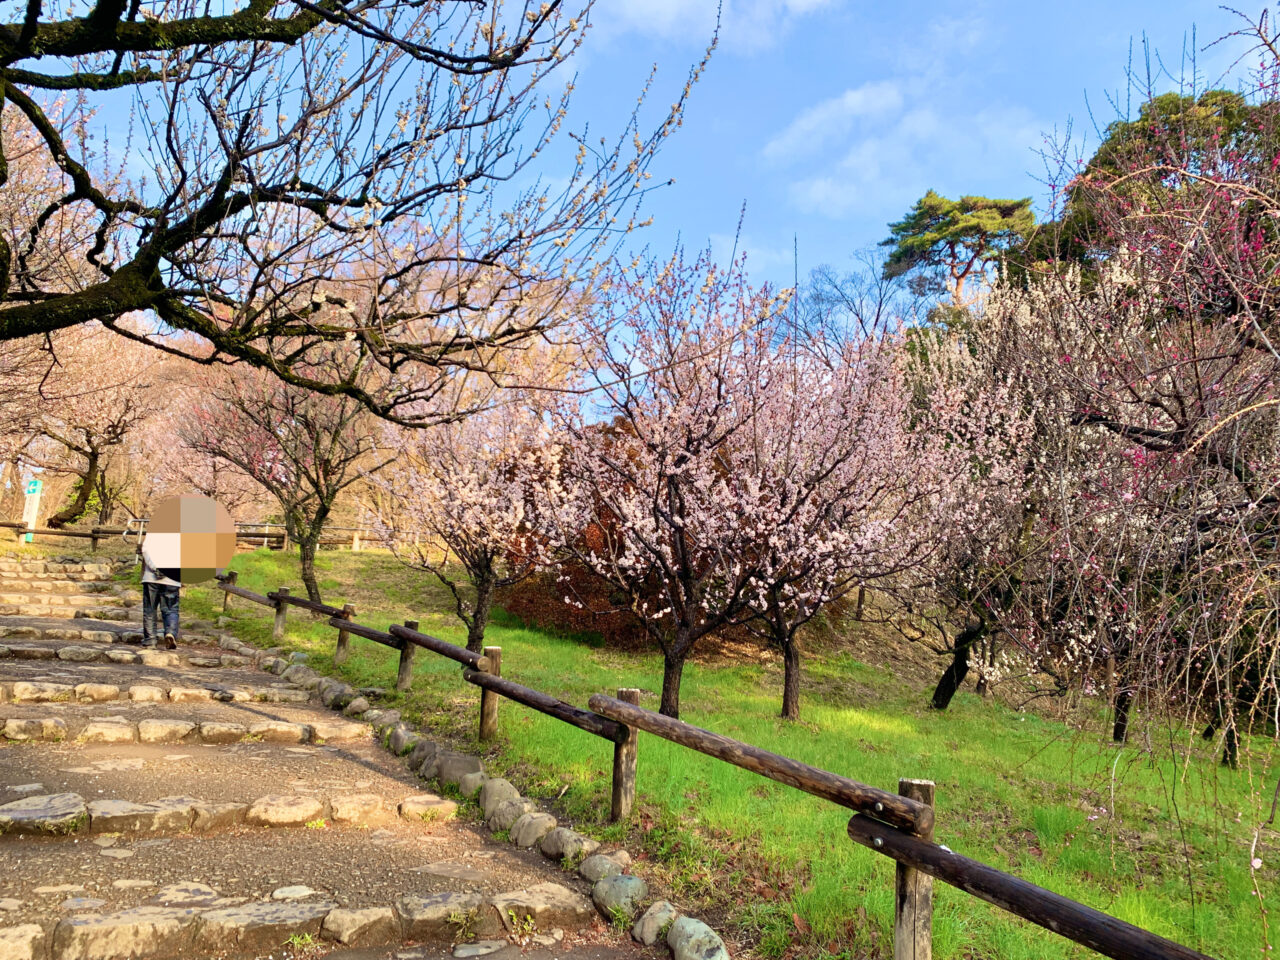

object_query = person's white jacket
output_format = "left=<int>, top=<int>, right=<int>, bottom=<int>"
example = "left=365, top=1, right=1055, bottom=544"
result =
left=140, top=538, right=181, bottom=587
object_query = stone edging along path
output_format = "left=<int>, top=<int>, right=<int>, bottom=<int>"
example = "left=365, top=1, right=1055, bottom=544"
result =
left=0, top=789, right=460, bottom=836
left=1, top=879, right=599, bottom=960
left=0, top=714, right=363, bottom=744
left=266, top=648, right=734, bottom=960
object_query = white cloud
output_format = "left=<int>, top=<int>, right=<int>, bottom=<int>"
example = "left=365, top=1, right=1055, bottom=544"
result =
left=788, top=105, right=1045, bottom=222
left=708, top=230, right=797, bottom=278
left=761, top=80, right=903, bottom=162
left=759, top=10, right=1047, bottom=225
left=592, top=0, right=833, bottom=52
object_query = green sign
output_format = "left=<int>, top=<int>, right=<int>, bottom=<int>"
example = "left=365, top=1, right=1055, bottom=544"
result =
left=22, top=478, right=42, bottom=541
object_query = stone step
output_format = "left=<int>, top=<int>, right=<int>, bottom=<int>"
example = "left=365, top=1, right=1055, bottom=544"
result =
left=0, top=571, right=115, bottom=583
left=0, top=711, right=356, bottom=743
left=2, top=669, right=313, bottom=703
left=0, top=592, right=125, bottom=607
left=0, top=644, right=239, bottom=669
left=0, top=625, right=133, bottom=643
left=0, top=604, right=132, bottom=620
left=0, top=579, right=118, bottom=595
left=0, top=559, right=117, bottom=575
left=0, top=788, right=458, bottom=836
left=0, top=879, right=594, bottom=960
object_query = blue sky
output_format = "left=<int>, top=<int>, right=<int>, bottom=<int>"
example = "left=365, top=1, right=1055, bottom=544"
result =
left=563, top=0, right=1252, bottom=289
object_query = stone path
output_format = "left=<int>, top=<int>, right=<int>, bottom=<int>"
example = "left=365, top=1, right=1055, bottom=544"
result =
left=0, top=557, right=612, bottom=960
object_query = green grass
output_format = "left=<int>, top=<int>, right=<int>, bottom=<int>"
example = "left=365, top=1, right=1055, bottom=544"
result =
left=164, top=546, right=1274, bottom=960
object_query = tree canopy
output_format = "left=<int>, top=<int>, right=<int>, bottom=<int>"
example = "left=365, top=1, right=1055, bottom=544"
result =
left=0, top=0, right=707, bottom=424
left=880, top=190, right=1033, bottom=304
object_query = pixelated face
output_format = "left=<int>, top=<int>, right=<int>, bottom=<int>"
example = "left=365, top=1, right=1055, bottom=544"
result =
left=147, top=495, right=236, bottom=584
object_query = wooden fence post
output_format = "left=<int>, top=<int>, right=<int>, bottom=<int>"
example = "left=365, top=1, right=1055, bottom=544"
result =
left=351, top=529, right=361, bottom=552
left=273, top=587, right=289, bottom=641
left=90, top=527, right=101, bottom=552
left=894, top=778, right=935, bottom=960
left=223, top=571, right=238, bottom=613
left=334, top=603, right=355, bottom=665
left=610, top=688, right=641, bottom=822
left=396, top=619, right=417, bottom=693
left=479, top=646, right=502, bottom=741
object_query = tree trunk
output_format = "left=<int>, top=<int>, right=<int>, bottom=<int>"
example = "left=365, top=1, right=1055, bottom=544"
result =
left=95, top=473, right=114, bottom=524
left=46, top=450, right=99, bottom=529
left=466, top=576, right=495, bottom=654
left=1221, top=715, right=1239, bottom=768
left=1112, top=687, right=1133, bottom=743
left=3, top=459, right=22, bottom=520
left=931, top=622, right=983, bottom=710
left=659, top=651, right=685, bottom=719
left=974, top=637, right=995, bottom=697
left=298, top=535, right=322, bottom=604
left=781, top=637, right=801, bottom=720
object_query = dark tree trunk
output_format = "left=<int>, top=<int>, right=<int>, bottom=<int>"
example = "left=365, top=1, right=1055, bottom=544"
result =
left=95, top=473, right=114, bottom=524
left=46, top=449, right=99, bottom=529
left=659, top=651, right=686, bottom=719
left=974, top=635, right=990, bottom=697
left=1221, top=717, right=1239, bottom=768
left=1112, top=687, right=1133, bottom=743
left=855, top=586, right=866, bottom=621
left=466, top=577, right=495, bottom=654
left=781, top=637, right=801, bottom=720
left=931, top=622, right=983, bottom=710
left=298, top=534, right=322, bottom=604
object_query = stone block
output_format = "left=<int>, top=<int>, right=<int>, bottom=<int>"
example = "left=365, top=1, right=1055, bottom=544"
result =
left=539, top=828, right=599, bottom=862
left=395, top=893, right=483, bottom=940
left=247, top=721, right=309, bottom=743
left=488, top=883, right=594, bottom=932
left=510, top=812, right=556, bottom=849
left=198, top=722, right=246, bottom=744
left=667, top=916, right=729, bottom=960
left=79, top=721, right=135, bottom=744
left=193, top=901, right=334, bottom=953
left=328, top=794, right=386, bottom=824
left=51, top=906, right=200, bottom=960
left=632, top=901, right=678, bottom=947
left=398, top=795, right=457, bottom=823
left=320, top=907, right=396, bottom=946
left=245, top=796, right=324, bottom=827
left=479, top=779, right=520, bottom=819
left=0, top=794, right=87, bottom=835
left=138, top=720, right=195, bottom=744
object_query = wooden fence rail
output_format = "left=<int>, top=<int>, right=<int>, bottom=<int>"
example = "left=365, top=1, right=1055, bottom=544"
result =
left=211, top=571, right=1217, bottom=960
left=589, top=693, right=928, bottom=833
left=0, top=518, right=392, bottom=551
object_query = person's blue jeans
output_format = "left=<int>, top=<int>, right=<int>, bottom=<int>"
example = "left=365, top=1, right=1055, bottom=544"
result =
left=142, top=583, right=180, bottom=645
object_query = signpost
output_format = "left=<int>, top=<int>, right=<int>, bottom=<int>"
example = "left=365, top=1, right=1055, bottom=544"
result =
left=21, top=479, right=42, bottom=543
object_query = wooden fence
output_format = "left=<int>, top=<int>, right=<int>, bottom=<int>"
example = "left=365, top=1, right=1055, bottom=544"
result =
left=0, top=519, right=389, bottom=551
left=211, top=570, right=1214, bottom=960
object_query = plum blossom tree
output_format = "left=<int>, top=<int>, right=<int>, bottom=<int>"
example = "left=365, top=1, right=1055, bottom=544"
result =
left=369, top=403, right=560, bottom=653
left=181, top=353, right=389, bottom=603
left=540, top=249, right=789, bottom=718
left=978, top=12, right=1280, bottom=759
left=15, top=325, right=158, bottom=528
left=734, top=332, right=951, bottom=719
left=881, top=314, right=1039, bottom=711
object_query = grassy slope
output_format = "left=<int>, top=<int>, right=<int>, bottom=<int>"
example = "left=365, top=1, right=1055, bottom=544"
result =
left=171, top=547, right=1273, bottom=960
